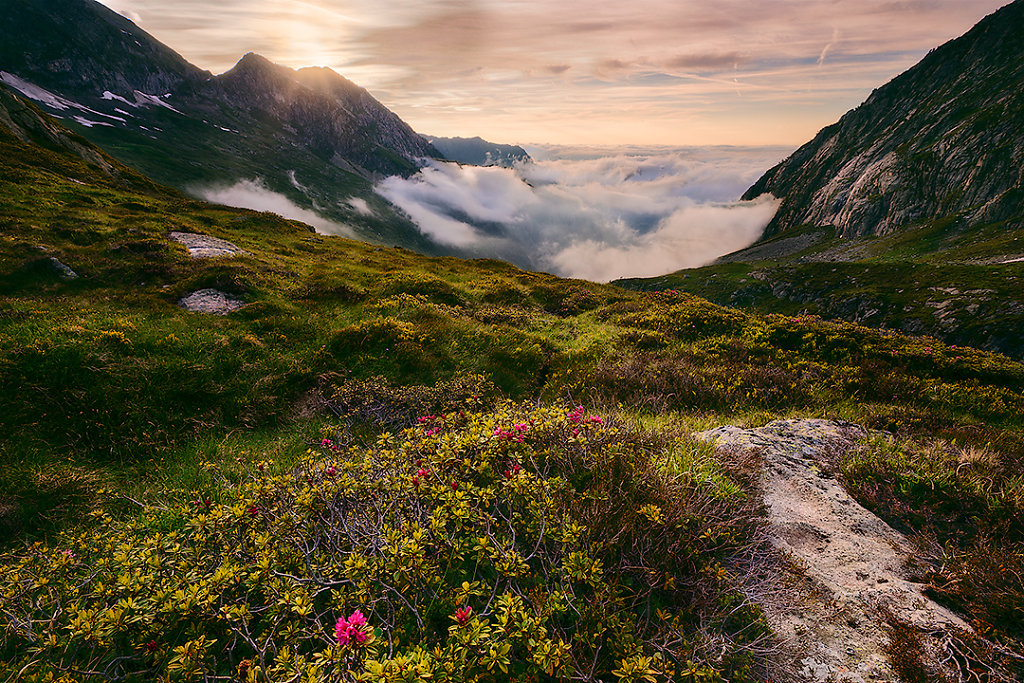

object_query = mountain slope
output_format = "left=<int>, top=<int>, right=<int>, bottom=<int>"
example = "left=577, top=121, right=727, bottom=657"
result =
left=2, top=88, right=1023, bottom=680
left=0, top=0, right=444, bottom=251
left=426, top=135, right=532, bottom=167
left=0, top=0, right=206, bottom=97
left=620, top=1, right=1024, bottom=359
left=744, top=0, right=1024, bottom=242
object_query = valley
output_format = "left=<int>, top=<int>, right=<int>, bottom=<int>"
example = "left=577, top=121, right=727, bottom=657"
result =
left=1, top=1, right=1023, bottom=681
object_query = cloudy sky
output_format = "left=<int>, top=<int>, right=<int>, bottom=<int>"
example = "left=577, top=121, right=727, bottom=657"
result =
left=96, top=0, right=1004, bottom=146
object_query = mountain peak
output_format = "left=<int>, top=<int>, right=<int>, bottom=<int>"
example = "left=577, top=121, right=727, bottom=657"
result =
left=221, top=52, right=294, bottom=84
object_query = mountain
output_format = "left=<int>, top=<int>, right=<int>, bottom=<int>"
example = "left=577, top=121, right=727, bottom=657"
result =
left=426, top=135, right=532, bottom=167
left=619, top=1, right=1024, bottom=359
left=0, top=0, right=444, bottom=251
left=2, top=89, right=1023, bottom=681
left=744, top=0, right=1024, bottom=242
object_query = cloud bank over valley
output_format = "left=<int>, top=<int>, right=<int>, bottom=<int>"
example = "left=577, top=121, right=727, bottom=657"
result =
left=375, top=145, right=787, bottom=281
left=197, top=179, right=356, bottom=237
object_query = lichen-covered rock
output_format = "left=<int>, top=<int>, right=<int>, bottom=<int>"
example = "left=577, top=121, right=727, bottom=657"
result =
left=169, top=231, right=246, bottom=258
left=698, top=419, right=971, bottom=682
left=178, top=288, right=244, bottom=314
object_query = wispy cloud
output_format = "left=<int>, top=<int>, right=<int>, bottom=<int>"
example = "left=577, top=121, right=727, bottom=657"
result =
left=375, top=145, right=786, bottom=281
left=96, top=0, right=1006, bottom=145
left=818, top=28, right=841, bottom=67
left=197, top=179, right=356, bottom=237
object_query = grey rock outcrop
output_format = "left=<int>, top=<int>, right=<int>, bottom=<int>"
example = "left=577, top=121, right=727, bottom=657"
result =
left=178, top=289, right=244, bottom=315
left=698, top=419, right=971, bottom=682
left=169, top=232, right=246, bottom=258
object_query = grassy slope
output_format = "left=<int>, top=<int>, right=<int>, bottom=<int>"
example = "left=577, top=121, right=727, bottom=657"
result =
left=617, top=217, right=1024, bottom=359
left=1, top=105, right=1023, bottom=678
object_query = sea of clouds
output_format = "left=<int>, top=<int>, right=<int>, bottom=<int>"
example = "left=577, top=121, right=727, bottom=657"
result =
left=375, top=145, right=788, bottom=281
left=195, top=146, right=789, bottom=282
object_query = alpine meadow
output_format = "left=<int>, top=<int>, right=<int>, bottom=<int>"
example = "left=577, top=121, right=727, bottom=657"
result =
left=1, top=1, right=1023, bottom=682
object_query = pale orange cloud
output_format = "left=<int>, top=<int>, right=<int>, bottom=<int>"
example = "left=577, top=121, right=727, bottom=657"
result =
left=96, top=0, right=1008, bottom=145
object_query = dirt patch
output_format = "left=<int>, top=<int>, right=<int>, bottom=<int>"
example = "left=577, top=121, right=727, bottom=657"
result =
left=698, top=419, right=971, bottom=682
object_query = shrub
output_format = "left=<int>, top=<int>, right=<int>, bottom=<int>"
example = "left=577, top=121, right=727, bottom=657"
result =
left=531, top=282, right=603, bottom=317
left=326, top=373, right=497, bottom=429
left=378, top=273, right=466, bottom=307
left=0, top=404, right=770, bottom=682
left=328, top=317, right=431, bottom=378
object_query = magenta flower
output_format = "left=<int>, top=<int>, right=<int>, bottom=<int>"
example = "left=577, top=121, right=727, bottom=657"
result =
left=335, top=610, right=371, bottom=646
left=335, top=617, right=351, bottom=645
left=454, top=605, right=472, bottom=625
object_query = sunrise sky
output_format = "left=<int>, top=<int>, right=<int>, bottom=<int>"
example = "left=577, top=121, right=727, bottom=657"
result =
left=96, top=0, right=1006, bottom=147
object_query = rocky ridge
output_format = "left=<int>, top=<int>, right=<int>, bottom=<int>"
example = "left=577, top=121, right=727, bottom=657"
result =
left=0, top=0, right=444, bottom=252
left=744, top=0, right=1024, bottom=242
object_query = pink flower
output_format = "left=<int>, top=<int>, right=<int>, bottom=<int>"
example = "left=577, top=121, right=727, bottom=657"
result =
left=335, top=617, right=351, bottom=645
left=454, top=605, right=472, bottom=625
left=324, top=466, right=336, bottom=477
left=321, top=438, right=333, bottom=447
left=335, top=610, right=371, bottom=646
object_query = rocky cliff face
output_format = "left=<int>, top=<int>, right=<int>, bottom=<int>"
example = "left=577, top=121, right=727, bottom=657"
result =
left=745, top=0, right=1024, bottom=240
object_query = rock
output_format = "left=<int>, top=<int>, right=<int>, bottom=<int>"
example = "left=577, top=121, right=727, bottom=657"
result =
left=169, top=231, right=246, bottom=258
left=178, top=288, right=244, bottom=315
left=48, top=256, right=77, bottom=280
left=697, top=419, right=971, bottom=682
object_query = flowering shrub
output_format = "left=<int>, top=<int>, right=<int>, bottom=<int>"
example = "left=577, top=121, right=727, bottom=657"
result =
left=0, top=404, right=769, bottom=682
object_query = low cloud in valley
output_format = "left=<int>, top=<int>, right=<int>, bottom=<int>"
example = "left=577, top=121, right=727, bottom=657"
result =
left=376, top=146, right=786, bottom=281
left=197, top=179, right=356, bottom=237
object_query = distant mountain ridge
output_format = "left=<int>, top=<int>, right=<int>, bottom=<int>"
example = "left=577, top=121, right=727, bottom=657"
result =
left=744, top=0, right=1024, bottom=242
left=0, top=0, right=444, bottom=251
left=425, top=136, right=531, bottom=167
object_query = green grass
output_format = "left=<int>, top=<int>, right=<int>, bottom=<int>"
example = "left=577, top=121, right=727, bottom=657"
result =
left=1, top=98, right=1023, bottom=680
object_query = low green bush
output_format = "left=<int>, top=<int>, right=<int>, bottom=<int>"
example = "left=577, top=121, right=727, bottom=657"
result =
left=0, top=404, right=770, bottom=682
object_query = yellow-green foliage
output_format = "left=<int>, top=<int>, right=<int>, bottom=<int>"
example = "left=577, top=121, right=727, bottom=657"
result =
left=0, top=404, right=767, bottom=682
